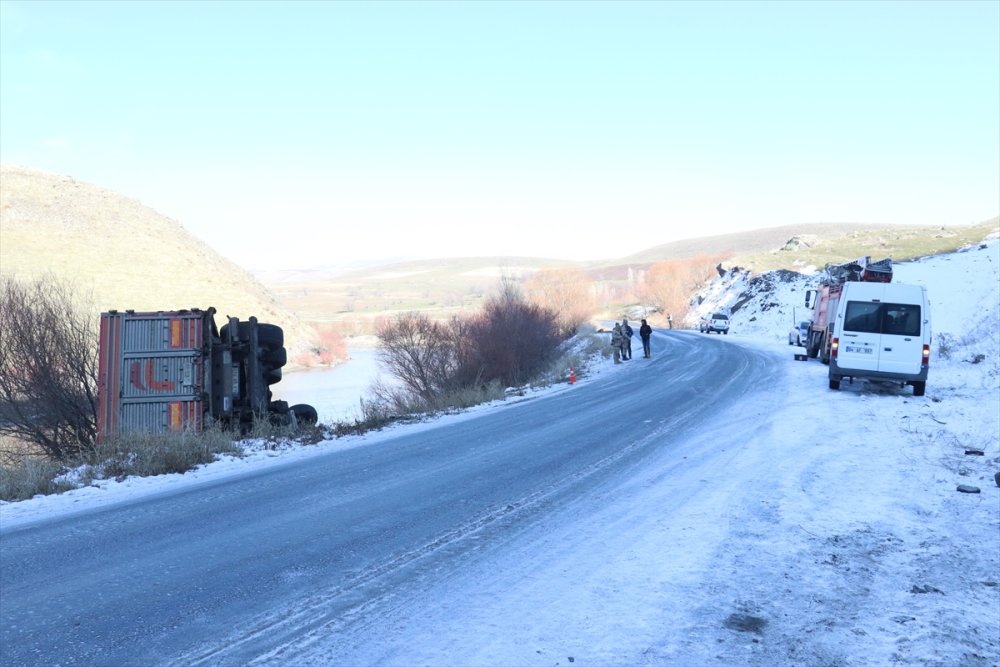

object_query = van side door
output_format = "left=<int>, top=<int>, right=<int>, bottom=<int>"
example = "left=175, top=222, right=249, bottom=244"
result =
left=877, top=302, right=924, bottom=376
left=838, top=300, right=882, bottom=372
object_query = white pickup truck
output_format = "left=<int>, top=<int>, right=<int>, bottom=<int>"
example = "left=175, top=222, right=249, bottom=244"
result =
left=699, top=312, right=730, bottom=335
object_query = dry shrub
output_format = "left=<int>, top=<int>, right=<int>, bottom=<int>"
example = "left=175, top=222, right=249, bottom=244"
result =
left=0, top=275, right=98, bottom=460
left=314, top=325, right=348, bottom=365
left=376, top=275, right=564, bottom=405
left=461, top=279, right=562, bottom=387
left=376, top=312, right=462, bottom=402
left=88, top=424, right=240, bottom=480
left=0, top=456, right=76, bottom=501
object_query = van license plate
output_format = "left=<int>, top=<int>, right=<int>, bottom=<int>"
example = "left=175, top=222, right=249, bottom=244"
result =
left=844, top=345, right=872, bottom=354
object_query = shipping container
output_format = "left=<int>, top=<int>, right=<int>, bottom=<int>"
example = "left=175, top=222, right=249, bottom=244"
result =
left=96, top=307, right=312, bottom=442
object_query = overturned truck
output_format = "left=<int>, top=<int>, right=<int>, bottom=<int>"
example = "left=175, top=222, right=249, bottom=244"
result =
left=96, top=307, right=317, bottom=443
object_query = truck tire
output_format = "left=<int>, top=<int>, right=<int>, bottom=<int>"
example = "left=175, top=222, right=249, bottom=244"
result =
left=829, top=377, right=841, bottom=390
left=265, top=367, right=282, bottom=385
left=819, top=332, right=830, bottom=365
left=807, top=332, right=819, bottom=359
left=256, top=323, right=284, bottom=349
left=912, top=381, right=926, bottom=397
left=221, top=322, right=284, bottom=349
left=290, top=403, right=318, bottom=425
left=262, top=346, right=287, bottom=368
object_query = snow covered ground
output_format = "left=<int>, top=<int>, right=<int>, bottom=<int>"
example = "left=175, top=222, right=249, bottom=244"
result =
left=2, top=234, right=998, bottom=666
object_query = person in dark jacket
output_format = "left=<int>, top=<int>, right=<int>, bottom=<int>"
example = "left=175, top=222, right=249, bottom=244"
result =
left=621, top=318, right=633, bottom=360
left=639, top=319, right=653, bottom=358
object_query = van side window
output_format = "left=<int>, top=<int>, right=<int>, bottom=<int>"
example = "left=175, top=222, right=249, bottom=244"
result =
left=883, top=303, right=920, bottom=336
left=844, top=301, right=921, bottom=336
left=844, top=302, right=881, bottom=333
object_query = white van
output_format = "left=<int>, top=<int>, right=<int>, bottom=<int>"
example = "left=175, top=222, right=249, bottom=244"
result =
left=828, top=282, right=931, bottom=396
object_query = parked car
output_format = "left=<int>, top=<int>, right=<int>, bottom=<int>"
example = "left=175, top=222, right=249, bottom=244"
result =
left=701, top=312, right=730, bottom=334
left=789, top=320, right=809, bottom=346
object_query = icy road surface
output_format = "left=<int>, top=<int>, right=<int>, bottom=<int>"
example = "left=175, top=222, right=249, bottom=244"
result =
left=1, top=332, right=770, bottom=665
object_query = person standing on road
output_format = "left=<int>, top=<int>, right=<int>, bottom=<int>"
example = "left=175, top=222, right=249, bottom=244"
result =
left=621, top=318, right=633, bottom=360
left=611, top=323, right=623, bottom=364
left=667, top=314, right=673, bottom=329
left=639, top=319, right=652, bottom=358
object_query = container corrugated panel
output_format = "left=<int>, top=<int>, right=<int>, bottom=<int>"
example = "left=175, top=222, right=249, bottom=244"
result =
left=97, top=310, right=211, bottom=441
left=121, top=355, right=203, bottom=399
left=120, top=400, right=203, bottom=436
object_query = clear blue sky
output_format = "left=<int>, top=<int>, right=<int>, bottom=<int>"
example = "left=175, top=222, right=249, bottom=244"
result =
left=2, top=0, right=998, bottom=269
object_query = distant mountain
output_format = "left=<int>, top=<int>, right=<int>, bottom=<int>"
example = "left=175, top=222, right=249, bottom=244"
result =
left=611, top=223, right=888, bottom=266
left=0, top=164, right=319, bottom=359
left=253, top=216, right=997, bottom=336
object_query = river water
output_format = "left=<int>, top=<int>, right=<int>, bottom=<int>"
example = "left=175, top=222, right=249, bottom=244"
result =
left=272, top=348, right=392, bottom=425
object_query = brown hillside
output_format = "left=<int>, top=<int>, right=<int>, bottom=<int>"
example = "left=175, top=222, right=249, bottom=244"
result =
left=0, top=164, right=319, bottom=360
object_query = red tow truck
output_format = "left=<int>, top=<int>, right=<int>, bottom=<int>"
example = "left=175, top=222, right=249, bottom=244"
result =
left=804, top=256, right=893, bottom=364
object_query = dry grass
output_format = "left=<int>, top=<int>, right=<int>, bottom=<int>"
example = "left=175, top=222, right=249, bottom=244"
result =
left=0, top=424, right=245, bottom=501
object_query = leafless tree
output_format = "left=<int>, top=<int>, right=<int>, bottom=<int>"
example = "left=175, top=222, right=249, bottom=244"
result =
left=523, top=267, right=595, bottom=336
left=0, top=276, right=98, bottom=461
left=376, top=311, right=460, bottom=403
left=639, top=255, right=730, bottom=320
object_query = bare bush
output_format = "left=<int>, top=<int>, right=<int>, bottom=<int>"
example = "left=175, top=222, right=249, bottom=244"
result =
left=375, top=276, right=564, bottom=410
left=376, top=312, right=462, bottom=402
left=0, top=276, right=98, bottom=461
left=464, top=279, right=562, bottom=387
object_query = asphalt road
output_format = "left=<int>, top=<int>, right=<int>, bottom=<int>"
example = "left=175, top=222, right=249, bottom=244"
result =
left=0, top=330, right=778, bottom=666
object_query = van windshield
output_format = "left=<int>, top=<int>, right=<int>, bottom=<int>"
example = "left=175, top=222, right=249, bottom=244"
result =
left=844, top=302, right=921, bottom=336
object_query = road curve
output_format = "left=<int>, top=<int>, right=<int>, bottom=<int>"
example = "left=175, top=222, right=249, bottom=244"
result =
left=0, top=330, right=780, bottom=666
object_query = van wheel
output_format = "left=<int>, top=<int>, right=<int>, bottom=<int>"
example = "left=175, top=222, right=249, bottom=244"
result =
left=912, top=381, right=926, bottom=397
left=829, top=377, right=841, bottom=390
